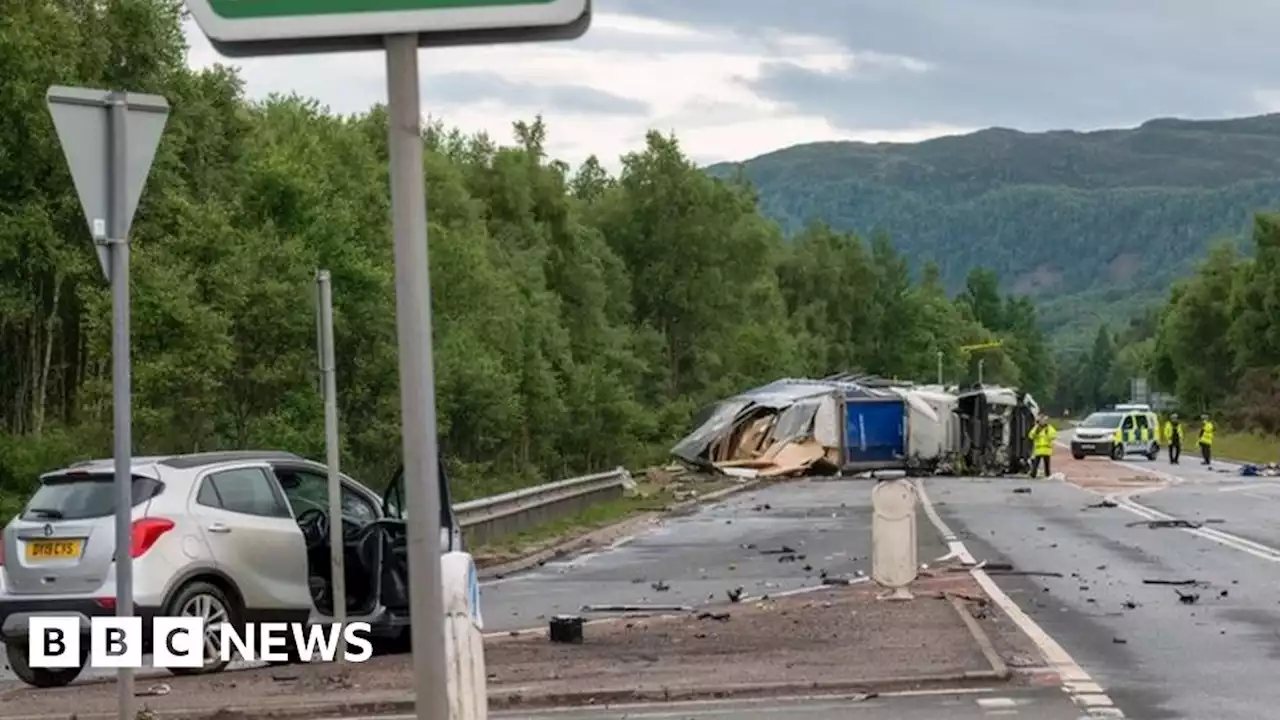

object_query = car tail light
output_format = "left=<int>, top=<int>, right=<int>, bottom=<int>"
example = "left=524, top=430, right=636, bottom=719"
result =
left=95, top=597, right=116, bottom=610
left=130, top=518, right=175, bottom=558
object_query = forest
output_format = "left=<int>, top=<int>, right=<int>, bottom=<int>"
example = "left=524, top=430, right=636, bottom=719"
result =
left=1053, top=212, right=1280, bottom=436
left=712, top=115, right=1280, bottom=351
left=0, top=0, right=1053, bottom=515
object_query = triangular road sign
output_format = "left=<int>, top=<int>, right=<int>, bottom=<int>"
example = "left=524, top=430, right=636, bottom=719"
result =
left=46, top=86, right=169, bottom=281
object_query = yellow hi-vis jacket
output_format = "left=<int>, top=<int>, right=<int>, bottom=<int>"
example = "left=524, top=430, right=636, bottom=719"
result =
left=1029, top=424, right=1057, bottom=457
left=1199, top=420, right=1215, bottom=446
left=1163, top=421, right=1184, bottom=444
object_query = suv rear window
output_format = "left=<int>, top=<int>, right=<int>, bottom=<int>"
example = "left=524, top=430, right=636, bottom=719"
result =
left=21, top=473, right=164, bottom=521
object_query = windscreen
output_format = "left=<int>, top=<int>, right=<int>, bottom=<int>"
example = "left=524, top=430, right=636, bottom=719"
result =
left=1078, top=413, right=1123, bottom=430
left=21, top=473, right=163, bottom=521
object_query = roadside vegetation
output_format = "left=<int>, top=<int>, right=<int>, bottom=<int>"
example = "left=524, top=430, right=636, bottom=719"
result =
left=0, top=1, right=1053, bottom=517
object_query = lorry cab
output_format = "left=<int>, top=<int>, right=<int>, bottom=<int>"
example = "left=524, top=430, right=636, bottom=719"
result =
left=1071, top=406, right=1160, bottom=460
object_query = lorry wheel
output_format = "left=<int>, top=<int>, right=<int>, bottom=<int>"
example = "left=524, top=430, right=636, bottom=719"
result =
left=5, top=638, right=87, bottom=688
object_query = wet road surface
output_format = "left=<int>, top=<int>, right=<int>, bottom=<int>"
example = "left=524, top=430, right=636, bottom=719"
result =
left=925, top=447, right=1280, bottom=720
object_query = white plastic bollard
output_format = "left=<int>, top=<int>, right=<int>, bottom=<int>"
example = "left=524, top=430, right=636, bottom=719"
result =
left=441, top=551, right=488, bottom=720
left=871, top=478, right=919, bottom=601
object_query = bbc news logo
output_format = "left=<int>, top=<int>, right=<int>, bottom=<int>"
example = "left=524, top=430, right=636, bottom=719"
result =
left=28, top=617, right=374, bottom=668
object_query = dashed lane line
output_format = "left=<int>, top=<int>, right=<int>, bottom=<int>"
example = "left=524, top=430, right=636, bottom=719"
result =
left=914, top=478, right=1126, bottom=718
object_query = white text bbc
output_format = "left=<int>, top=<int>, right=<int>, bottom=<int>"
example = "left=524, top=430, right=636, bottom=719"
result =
left=29, top=616, right=374, bottom=669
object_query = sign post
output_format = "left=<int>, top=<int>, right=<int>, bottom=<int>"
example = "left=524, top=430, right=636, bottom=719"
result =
left=186, top=3, right=591, bottom=719
left=45, top=85, right=169, bottom=720
left=315, top=270, right=347, bottom=660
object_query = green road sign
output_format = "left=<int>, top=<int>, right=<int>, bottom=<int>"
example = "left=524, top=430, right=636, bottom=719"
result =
left=187, top=0, right=590, bottom=56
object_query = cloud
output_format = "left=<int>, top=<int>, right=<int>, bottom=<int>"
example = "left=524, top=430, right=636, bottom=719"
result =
left=611, top=0, right=1280, bottom=132
left=427, top=71, right=649, bottom=115
left=182, top=9, right=965, bottom=171
left=189, top=1, right=1280, bottom=170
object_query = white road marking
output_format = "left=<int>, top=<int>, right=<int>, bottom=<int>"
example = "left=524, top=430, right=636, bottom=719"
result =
left=1107, top=492, right=1280, bottom=563
left=913, top=479, right=1125, bottom=717
left=976, top=697, right=1018, bottom=708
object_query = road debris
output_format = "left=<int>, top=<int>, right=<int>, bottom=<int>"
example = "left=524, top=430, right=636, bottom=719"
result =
left=1143, top=579, right=1202, bottom=586
left=1176, top=590, right=1200, bottom=605
left=1126, top=518, right=1224, bottom=529
left=1112, top=637, right=1128, bottom=644
left=1084, top=499, right=1119, bottom=509
left=550, top=615, right=585, bottom=644
left=727, top=587, right=745, bottom=603
left=760, top=545, right=797, bottom=555
left=696, top=611, right=731, bottom=621
left=651, top=580, right=671, bottom=592
left=1013, top=487, right=1032, bottom=494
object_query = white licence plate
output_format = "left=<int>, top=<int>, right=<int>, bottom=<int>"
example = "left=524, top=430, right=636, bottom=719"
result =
left=1079, top=444, right=1096, bottom=451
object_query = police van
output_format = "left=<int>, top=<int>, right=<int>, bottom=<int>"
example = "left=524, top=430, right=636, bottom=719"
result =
left=1070, top=403, right=1160, bottom=461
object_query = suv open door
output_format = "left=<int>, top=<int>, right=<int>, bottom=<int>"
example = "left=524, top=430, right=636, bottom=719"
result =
left=382, top=457, right=463, bottom=553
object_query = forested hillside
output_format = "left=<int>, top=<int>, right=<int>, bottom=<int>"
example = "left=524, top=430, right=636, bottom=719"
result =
left=0, top=0, right=1051, bottom=514
left=710, top=116, right=1280, bottom=349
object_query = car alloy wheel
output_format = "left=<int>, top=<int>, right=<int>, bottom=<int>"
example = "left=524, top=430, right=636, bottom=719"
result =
left=179, top=592, right=231, bottom=669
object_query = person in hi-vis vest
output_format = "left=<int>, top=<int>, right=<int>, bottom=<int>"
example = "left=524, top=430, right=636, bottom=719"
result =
left=1198, top=414, right=1215, bottom=466
left=1028, top=415, right=1057, bottom=478
left=1163, top=413, right=1184, bottom=465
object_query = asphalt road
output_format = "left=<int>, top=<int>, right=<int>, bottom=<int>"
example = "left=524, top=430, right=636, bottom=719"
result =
left=481, top=478, right=922, bottom=632
left=926, top=444, right=1280, bottom=720
left=341, top=687, right=1084, bottom=719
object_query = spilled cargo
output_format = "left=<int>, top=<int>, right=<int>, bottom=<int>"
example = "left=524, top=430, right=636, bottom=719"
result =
left=670, top=375, right=1040, bottom=478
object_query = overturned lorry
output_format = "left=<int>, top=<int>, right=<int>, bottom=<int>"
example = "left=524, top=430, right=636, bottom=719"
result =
left=670, top=377, right=1040, bottom=478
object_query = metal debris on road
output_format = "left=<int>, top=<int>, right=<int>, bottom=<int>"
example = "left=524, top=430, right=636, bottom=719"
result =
left=1084, top=499, right=1119, bottom=509
left=651, top=580, right=670, bottom=592
left=760, top=545, right=797, bottom=555
left=1176, top=590, right=1200, bottom=605
left=1127, top=518, right=1225, bottom=529
left=727, top=587, right=745, bottom=602
left=1013, top=486, right=1032, bottom=494
left=550, top=615, right=585, bottom=644
left=697, top=611, right=731, bottom=621
left=1143, top=579, right=1203, bottom=586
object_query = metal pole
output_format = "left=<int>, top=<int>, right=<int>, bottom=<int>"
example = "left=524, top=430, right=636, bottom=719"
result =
left=108, top=93, right=134, bottom=720
left=936, top=351, right=943, bottom=385
left=385, top=33, right=448, bottom=720
left=316, top=270, right=347, bottom=660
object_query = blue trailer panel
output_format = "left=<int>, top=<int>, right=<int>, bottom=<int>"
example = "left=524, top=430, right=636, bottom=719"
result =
left=844, top=398, right=906, bottom=468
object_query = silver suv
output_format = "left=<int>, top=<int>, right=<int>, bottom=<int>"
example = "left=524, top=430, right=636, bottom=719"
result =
left=0, top=450, right=470, bottom=688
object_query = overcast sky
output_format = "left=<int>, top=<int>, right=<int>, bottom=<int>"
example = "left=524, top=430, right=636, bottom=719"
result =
left=185, top=0, right=1280, bottom=171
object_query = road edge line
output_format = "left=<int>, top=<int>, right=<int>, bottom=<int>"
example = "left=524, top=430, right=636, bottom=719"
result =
left=913, top=478, right=1126, bottom=718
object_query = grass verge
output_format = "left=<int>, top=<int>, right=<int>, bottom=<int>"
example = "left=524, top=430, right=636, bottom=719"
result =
left=470, top=475, right=741, bottom=566
left=1214, top=432, right=1280, bottom=464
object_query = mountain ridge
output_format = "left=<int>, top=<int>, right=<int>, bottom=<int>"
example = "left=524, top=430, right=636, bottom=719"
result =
left=708, top=113, right=1280, bottom=348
